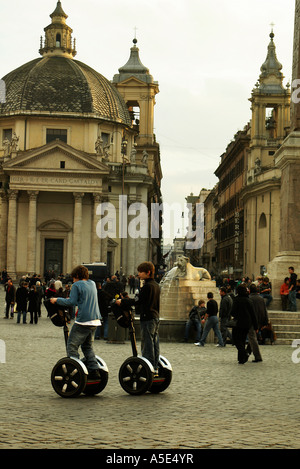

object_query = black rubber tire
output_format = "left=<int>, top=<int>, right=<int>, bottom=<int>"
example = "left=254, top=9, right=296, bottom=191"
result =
left=119, top=356, right=153, bottom=395
left=51, top=357, right=87, bottom=398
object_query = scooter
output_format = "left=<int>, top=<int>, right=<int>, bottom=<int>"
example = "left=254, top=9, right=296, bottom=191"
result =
left=111, top=300, right=172, bottom=395
left=45, top=299, right=109, bottom=398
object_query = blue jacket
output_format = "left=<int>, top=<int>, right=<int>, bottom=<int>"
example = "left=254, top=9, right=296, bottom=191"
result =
left=56, top=280, right=101, bottom=323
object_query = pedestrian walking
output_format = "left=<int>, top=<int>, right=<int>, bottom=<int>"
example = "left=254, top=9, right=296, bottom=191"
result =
left=219, top=287, right=233, bottom=346
left=247, top=284, right=267, bottom=362
left=16, top=282, right=29, bottom=324
left=183, top=299, right=206, bottom=343
left=195, top=292, right=224, bottom=347
left=28, top=285, right=39, bottom=324
left=35, top=281, right=44, bottom=317
left=95, top=282, right=111, bottom=340
left=231, top=284, right=258, bottom=364
left=4, top=279, right=16, bottom=319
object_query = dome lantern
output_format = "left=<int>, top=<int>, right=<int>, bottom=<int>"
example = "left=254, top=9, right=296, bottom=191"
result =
left=39, top=1, right=77, bottom=59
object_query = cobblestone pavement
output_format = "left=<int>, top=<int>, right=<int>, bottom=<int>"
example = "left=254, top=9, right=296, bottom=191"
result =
left=0, top=292, right=300, bottom=450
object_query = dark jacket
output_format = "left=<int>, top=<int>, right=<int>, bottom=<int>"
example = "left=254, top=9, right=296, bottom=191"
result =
left=219, top=294, right=233, bottom=319
left=249, top=293, right=269, bottom=328
left=103, top=279, right=124, bottom=297
left=28, top=289, right=38, bottom=313
left=122, top=278, right=160, bottom=321
left=189, top=306, right=201, bottom=321
left=206, top=299, right=218, bottom=317
left=231, top=295, right=258, bottom=330
left=5, top=284, right=16, bottom=304
left=97, top=289, right=111, bottom=318
left=16, top=286, right=28, bottom=312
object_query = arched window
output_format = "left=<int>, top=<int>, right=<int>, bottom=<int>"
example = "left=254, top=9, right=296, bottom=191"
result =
left=56, top=33, right=61, bottom=47
left=258, top=212, right=267, bottom=229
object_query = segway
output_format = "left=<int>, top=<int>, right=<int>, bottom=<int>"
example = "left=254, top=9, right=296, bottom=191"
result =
left=111, top=300, right=172, bottom=395
left=45, top=299, right=109, bottom=398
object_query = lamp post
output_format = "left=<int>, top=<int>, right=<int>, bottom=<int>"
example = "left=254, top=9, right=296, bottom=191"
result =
left=120, top=137, right=128, bottom=277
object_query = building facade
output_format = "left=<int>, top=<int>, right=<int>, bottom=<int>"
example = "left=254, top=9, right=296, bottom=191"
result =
left=205, top=30, right=290, bottom=280
left=0, top=1, right=162, bottom=279
left=242, top=30, right=290, bottom=278
left=214, top=127, right=250, bottom=277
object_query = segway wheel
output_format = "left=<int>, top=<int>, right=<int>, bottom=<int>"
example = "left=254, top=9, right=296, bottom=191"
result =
left=82, top=356, right=109, bottom=396
left=51, top=357, right=87, bottom=398
left=119, top=356, right=153, bottom=395
left=149, top=356, right=172, bottom=394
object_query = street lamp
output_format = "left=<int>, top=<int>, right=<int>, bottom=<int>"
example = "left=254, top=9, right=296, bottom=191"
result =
left=120, top=137, right=128, bottom=277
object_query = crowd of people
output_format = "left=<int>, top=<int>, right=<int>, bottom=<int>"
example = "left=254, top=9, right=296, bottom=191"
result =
left=183, top=266, right=298, bottom=364
left=0, top=269, right=145, bottom=331
left=1, top=265, right=299, bottom=367
left=215, top=267, right=300, bottom=312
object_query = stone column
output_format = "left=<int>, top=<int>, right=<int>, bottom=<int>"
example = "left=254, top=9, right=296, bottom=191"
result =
left=27, top=191, right=39, bottom=274
left=72, top=192, right=84, bottom=267
left=6, top=190, right=18, bottom=279
left=267, top=1, right=300, bottom=306
left=91, top=193, right=102, bottom=263
left=0, top=192, right=8, bottom=269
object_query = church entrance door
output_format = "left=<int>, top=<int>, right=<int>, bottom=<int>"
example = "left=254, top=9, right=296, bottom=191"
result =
left=44, top=239, right=64, bottom=277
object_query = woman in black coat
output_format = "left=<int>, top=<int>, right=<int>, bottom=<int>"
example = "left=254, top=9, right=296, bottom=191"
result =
left=231, top=284, right=258, bottom=364
left=16, top=282, right=29, bottom=324
left=28, top=285, right=39, bottom=324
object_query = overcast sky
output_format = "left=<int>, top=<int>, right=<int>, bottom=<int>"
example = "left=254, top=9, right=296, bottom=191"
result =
left=0, top=0, right=295, bottom=241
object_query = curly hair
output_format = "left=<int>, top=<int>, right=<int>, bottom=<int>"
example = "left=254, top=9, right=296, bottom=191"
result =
left=71, top=265, right=89, bottom=280
left=137, top=262, right=155, bottom=278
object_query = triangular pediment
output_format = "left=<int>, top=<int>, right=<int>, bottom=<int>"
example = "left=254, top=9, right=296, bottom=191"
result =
left=2, top=140, right=110, bottom=174
left=117, top=76, right=151, bottom=87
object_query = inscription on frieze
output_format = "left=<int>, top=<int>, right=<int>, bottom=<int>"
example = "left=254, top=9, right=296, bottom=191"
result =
left=10, top=175, right=99, bottom=186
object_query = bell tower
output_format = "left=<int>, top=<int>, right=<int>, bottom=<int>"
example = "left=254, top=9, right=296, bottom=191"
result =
left=113, top=38, right=159, bottom=146
left=39, top=1, right=77, bottom=59
left=248, top=30, right=290, bottom=165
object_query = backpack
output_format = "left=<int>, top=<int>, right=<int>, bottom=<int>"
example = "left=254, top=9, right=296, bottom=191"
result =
left=44, top=299, right=70, bottom=327
left=110, top=299, right=131, bottom=328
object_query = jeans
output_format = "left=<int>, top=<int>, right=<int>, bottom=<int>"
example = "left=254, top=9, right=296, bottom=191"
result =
left=220, top=318, right=232, bottom=346
left=184, top=318, right=202, bottom=342
left=260, top=293, right=273, bottom=307
left=199, top=316, right=224, bottom=346
left=140, top=318, right=160, bottom=370
left=17, top=311, right=27, bottom=324
left=95, top=316, right=108, bottom=339
left=288, top=290, right=297, bottom=312
left=67, top=322, right=99, bottom=372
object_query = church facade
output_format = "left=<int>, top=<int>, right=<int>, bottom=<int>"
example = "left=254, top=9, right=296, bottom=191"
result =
left=0, top=1, right=163, bottom=279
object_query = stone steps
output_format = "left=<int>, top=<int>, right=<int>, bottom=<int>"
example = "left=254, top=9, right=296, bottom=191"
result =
left=268, top=310, right=300, bottom=345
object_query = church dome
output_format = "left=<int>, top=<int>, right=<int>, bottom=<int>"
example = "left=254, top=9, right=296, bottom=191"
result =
left=0, top=55, right=131, bottom=125
left=0, top=1, right=131, bottom=125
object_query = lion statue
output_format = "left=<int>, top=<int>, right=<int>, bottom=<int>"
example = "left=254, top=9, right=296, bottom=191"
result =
left=161, top=256, right=211, bottom=285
